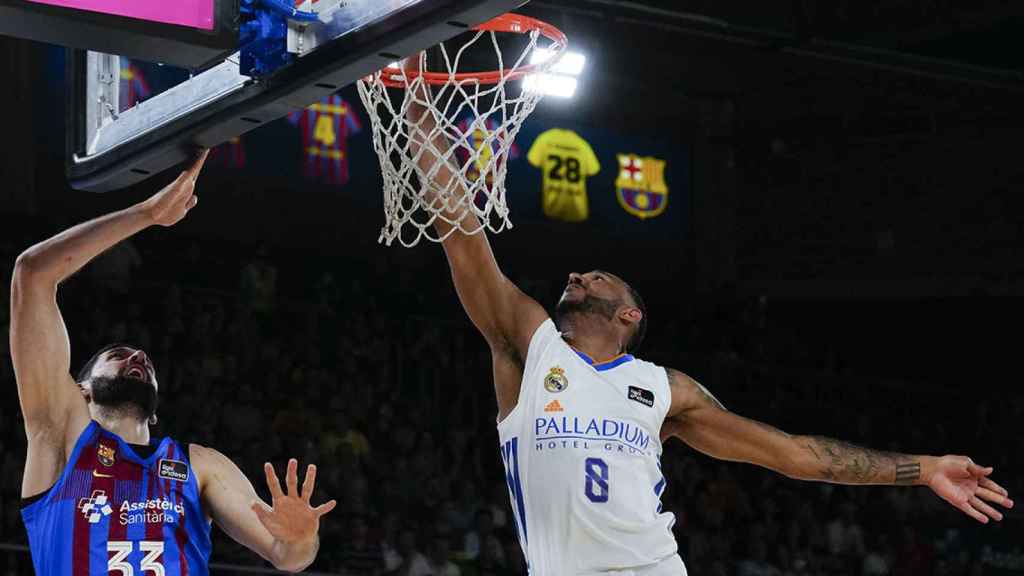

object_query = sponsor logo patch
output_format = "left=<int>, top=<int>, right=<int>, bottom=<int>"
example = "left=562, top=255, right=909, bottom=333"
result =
left=158, top=459, right=189, bottom=482
left=544, top=399, right=564, bottom=412
left=627, top=385, right=655, bottom=407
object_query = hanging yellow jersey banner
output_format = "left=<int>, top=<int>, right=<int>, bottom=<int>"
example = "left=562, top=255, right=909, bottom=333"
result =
left=527, top=128, right=601, bottom=222
left=616, top=153, right=669, bottom=219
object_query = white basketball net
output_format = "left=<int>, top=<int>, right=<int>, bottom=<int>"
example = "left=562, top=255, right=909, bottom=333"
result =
left=357, top=22, right=565, bottom=247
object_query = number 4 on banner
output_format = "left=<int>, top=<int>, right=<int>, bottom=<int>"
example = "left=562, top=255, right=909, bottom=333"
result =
left=287, top=94, right=363, bottom=186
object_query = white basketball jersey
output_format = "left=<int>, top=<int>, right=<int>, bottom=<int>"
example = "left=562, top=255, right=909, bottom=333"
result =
left=497, top=319, right=686, bottom=575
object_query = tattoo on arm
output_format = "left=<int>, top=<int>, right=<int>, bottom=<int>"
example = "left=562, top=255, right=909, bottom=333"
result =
left=896, top=462, right=921, bottom=484
left=802, top=436, right=920, bottom=485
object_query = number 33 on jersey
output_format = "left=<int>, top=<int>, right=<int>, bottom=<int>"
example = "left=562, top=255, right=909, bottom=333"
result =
left=527, top=128, right=601, bottom=222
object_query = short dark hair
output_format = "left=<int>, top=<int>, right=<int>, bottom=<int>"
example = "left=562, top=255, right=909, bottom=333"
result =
left=76, top=343, right=132, bottom=383
left=624, top=283, right=647, bottom=354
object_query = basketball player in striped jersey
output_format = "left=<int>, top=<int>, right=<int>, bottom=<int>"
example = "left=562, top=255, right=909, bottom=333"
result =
left=11, top=151, right=336, bottom=575
left=402, top=58, right=1014, bottom=575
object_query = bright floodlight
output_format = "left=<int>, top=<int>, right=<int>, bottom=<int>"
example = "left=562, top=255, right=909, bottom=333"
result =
left=524, top=73, right=578, bottom=98
left=530, top=49, right=586, bottom=76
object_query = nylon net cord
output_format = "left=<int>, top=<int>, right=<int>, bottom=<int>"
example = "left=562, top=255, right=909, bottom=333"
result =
left=357, top=26, right=563, bottom=247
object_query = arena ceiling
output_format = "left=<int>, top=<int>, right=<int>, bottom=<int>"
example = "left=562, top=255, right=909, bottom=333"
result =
left=518, top=1, right=1024, bottom=136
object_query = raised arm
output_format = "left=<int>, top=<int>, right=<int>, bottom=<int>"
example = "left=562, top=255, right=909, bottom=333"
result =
left=11, top=152, right=207, bottom=497
left=192, top=447, right=335, bottom=573
left=404, top=55, right=547, bottom=415
left=662, top=368, right=1014, bottom=523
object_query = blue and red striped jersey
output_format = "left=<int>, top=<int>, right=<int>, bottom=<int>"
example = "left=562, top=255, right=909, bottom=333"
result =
left=22, top=421, right=211, bottom=575
left=287, top=95, right=362, bottom=186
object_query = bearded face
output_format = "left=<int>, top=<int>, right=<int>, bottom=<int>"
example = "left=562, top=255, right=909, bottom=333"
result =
left=80, top=345, right=159, bottom=422
left=88, top=375, right=159, bottom=421
left=555, top=292, right=622, bottom=325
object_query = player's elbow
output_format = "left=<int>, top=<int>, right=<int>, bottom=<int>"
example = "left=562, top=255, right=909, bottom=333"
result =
left=12, top=249, right=55, bottom=289
left=271, top=555, right=313, bottom=574
left=272, top=561, right=306, bottom=574
left=13, top=250, right=40, bottom=281
left=11, top=253, right=38, bottom=300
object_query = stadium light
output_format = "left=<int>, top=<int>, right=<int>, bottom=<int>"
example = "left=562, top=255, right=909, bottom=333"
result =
left=523, top=73, right=578, bottom=98
left=530, top=49, right=586, bottom=76
left=526, top=49, right=585, bottom=99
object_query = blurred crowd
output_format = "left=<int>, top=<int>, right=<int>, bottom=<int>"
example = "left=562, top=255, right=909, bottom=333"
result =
left=0, top=218, right=1020, bottom=576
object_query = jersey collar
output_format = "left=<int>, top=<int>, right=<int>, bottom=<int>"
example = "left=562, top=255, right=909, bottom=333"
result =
left=573, top=349, right=635, bottom=372
left=98, top=423, right=171, bottom=467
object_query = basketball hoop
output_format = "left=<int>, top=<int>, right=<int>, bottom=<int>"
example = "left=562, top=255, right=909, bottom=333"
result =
left=357, top=13, right=567, bottom=247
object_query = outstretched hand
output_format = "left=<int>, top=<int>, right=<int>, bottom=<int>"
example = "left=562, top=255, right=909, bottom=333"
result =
left=927, top=455, right=1013, bottom=523
left=140, top=150, right=208, bottom=227
left=252, top=459, right=337, bottom=543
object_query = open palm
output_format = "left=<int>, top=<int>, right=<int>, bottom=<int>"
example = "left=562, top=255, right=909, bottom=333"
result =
left=252, top=459, right=337, bottom=543
left=927, top=455, right=1013, bottom=523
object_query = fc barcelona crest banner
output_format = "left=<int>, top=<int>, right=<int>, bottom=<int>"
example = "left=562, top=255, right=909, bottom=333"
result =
left=615, top=154, right=668, bottom=220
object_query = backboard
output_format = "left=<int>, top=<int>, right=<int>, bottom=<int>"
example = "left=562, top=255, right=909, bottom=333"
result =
left=2, top=0, right=528, bottom=191
left=0, top=0, right=237, bottom=69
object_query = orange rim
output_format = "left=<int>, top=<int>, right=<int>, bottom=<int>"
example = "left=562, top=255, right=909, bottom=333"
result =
left=377, top=13, right=568, bottom=88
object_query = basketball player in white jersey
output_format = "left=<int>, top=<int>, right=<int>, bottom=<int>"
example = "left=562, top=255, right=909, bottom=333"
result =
left=402, top=57, right=1014, bottom=575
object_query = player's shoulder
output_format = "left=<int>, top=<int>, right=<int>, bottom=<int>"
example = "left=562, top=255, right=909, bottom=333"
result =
left=661, top=366, right=700, bottom=396
left=187, top=443, right=226, bottom=492
left=186, top=443, right=219, bottom=473
left=662, top=365, right=686, bottom=382
left=663, top=366, right=709, bottom=392
left=663, top=367, right=726, bottom=416
left=187, top=443, right=222, bottom=464
left=188, top=443, right=247, bottom=476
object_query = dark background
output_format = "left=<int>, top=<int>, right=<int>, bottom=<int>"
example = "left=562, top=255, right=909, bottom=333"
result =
left=0, top=1, right=1022, bottom=575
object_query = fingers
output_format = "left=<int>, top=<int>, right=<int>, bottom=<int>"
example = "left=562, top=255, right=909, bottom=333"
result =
left=187, top=149, right=210, bottom=181
left=956, top=499, right=989, bottom=524
left=966, top=461, right=993, bottom=477
left=313, top=499, right=337, bottom=517
left=172, top=150, right=208, bottom=184
left=977, top=486, right=1015, bottom=509
left=186, top=196, right=199, bottom=210
left=970, top=496, right=1004, bottom=522
left=286, top=458, right=299, bottom=496
left=979, top=476, right=1009, bottom=497
left=301, top=464, right=316, bottom=503
left=264, top=462, right=284, bottom=500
